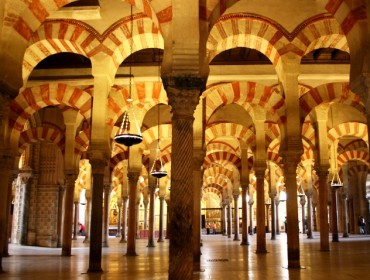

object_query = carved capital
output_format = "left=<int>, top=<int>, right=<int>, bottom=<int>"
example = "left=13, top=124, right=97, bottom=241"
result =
left=162, top=74, right=206, bottom=118
left=314, top=165, right=329, bottom=181
left=127, top=171, right=140, bottom=184
left=193, top=149, right=206, bottom=169
left=89, top=158, right=107, bottom=175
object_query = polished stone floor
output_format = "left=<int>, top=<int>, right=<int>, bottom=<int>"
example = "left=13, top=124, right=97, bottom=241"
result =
left=2, top=232, right=370, bottom=279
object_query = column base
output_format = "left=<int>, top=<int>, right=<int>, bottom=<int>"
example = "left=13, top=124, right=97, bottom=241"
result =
left=126, top=252, right=138, bottom=256
left=343, top=233, right=349, bottom=238
left=240, top=241, right=249, bottom=246
left=233, top=238, right=240, bottom=241
left=87, top=266, right=103, bottom=273
left=147, top=243, right=155, bottom=248
left=120, top=238, right=127, bottom=243
left=116, top=234, right=121, bottom=238
left=256, top=249, right=268, bottom=254
left=61, top=250, right=72, bottom=257
left=157, top=238, right=164, bottom=243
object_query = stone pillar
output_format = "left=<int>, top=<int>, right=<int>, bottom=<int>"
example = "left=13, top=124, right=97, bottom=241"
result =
left=240, top=185, right=249, bottom=245
left=61, top=173, right=77, bottom=256
left=330, top=185, right=340, bottom=242
left=0, top=153, right=15, bottom=272
left=249, top=200, right=254, bottom=235
left=120, top=196, right=128, bottom=243
left=299, top=195, right=306, bottom=234
left=227, top=201, right=232, bottom=238
left=165, top=199, right=170, bottom=239
left=147, top=184, right=156, bottom=248
left=162, top=75, right=205, bottom=279
left=157, top=196, right=165, bottom=242
left=143, top=200, right=149, bottom=231
left=87, top=158, right=107, bottom=272
left=255, top=165, right=267, bottom=254
left=116, top=199, right=122, bottom=238
left=281, top=151, right=301, bottom=268
left=316, top=167, right=330, bottom=251
left=233, top=194, right=240, bottom=241
left=126, top=171, right=139, bottom=256
left=342, top=192, right=349, bottom=238
left=72, top=201, right=79, bottom=240
left=312, top=202, right=318, bottom=232
left=57, top=184, right=65, bottom=247
left=265, top=202, right=271, bottom=233
left=305, top=191, right=313, bottom=239
left=193, top=150, right=204, bottom=271
left=136, top=201, right=141, bottom=239
left=270, top=192, right=277, bottom=240
left=3, top=173, right=17, bottom=256
left=102, top=184, right=111, bottom=247
left=221, top=202, right=227, bottom=236
left=276, top=199, right=281, bottom=235
left=83, top=190, right=91, bottom=243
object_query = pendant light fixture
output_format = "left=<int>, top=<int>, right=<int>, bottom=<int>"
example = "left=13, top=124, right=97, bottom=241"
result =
left=114, top=5, right=142, bottom=147
left=329, top=106, right=343, bottom=188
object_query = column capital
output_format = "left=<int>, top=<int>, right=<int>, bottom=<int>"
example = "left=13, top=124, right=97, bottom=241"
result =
left=193, top=149, right=206, bottom=169
left=89, top=158, right=107, bottom=175
left=127, top=171, right=140, bottom=184
left=162, top=74, right=206, bottom=118
left=314, top=165, right=329, bottom=179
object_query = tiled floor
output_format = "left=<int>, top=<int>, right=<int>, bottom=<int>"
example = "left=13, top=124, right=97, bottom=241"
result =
left=2, top=232, right=370, bottom=279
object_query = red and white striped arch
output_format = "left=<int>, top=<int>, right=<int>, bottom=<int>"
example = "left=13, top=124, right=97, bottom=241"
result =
left=205, top=123, right=256, bottom=149
left=140, top=124, right=172, bottom=148
left=107, top=82, right=168, bottom=129
left=322, top=0, right=367, bottom=35
left=18, top=127, right=65, bottom=156
left=207, top=14, right=287, bottom=65
left=204, top=166, right=234, bottom=181
left=327, top=122, right=368, bottom=146
left=74, top=129, right=90, bottom=155
left=203, top=174, right=229, bottom=189
left=206, top=141, right=240, bottom=155
left=301, top=121, right=316, bottom=161
left=110, top=150, right=130, bottom=171
left=203, top=151, right=241, bottom=170
left=202, top=185, right=223, bottom=199
left=299, top=82, right=364, bottom=121
left=338, top=139, right=368, bottom=154
left=347, top=163, right=369, bottom=177
left=9, top=84, right=92, bottom=147
left=337, top=150, right=369, bottom=168
left=265, top=122, right=281, bottom=149
left=293, top=16, right=348, bottom=56
left=204, top=81, right=286, bottom=124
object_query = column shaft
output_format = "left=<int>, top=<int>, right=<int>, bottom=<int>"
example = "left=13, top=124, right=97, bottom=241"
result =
left=147, top=185, right=156, bottom=247
left=126, top=172, right=139, bottom=255
left=240, top=186, right=249, bottom=245
left=330, top=187, right=339, bottom=242
left=233, top=195, right=240, bottom=241
left=317, top=168, right=330, bottom=251
left=157, top=197, right=165, bottom=242
left=255, top=167, right=267, bottom=253
left=61, top=173, right=76, bottom=256
left=120, top=197, right=128, bottom=243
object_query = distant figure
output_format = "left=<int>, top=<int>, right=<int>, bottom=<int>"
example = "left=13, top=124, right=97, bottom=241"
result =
left=78, top=222, right=86, bottom=236
left=358, top=216, right=366, bottom=234
left=213, top=222, right=217, bottom=234
left=206, top=222, right=210, bottom=235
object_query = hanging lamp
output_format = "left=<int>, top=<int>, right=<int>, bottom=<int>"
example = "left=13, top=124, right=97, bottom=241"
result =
left=329, top=106, right=343, bottom=188
left=114, top=5, right=142, bottom=147
left=150, top=103, right=168, bottom=178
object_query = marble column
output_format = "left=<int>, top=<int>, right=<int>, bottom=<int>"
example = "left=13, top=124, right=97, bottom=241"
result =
left=0, top=153, right=15, bottom=272
left=255, top=166, right=267, bottom=254
left=143, top=200, right=149, bottom=231
left=157, top=196, right=165, bottom=242
left=72, top=201, right=79, bottom=240
left=120, top=196, right=128, bottom=243
left=233, top=194, right=240, bottom=241
left=57, top=184, right=65, bottom=247
left=227, top=201, right=232, bottom=238
left=282, top=152, right=301, bottom=268
left=299, top=195, right=306, bottom=234
left=61, top=173, right=77, bottom=256
left=265, top=202, right=271, bottom=233
left=270, top=192, right=277, bottom=240
left=165, top=199, right=170, bottom=239
left=3, top=173, right=17, bottom=256
left=126, top=171, right=139, bottom=256
left=276, top=200, right=281, bottom=235
left=330, top=185, right=341, bottom=242
left=249, top=200, right=254, bottom=235
left=116, top=200, right=122, bottom=238
left=147, top=184, right=156, bottom=248
left=87, top=158, right=107, bottom=272
left=83, top=190, right=91, bottom=243
left=102, top=184, right=111, bottom=247
left=305, top=191, right=313, bottom=239
left=221, top=202, right=227, bottom=236
left=342, top=192, right=349, bottom=238
left=312, top=202, right=318, bottom=232
left=316, top=167, right=330, bottom=251
left=240, top=186, right=249, bottom=245
left=163, top=75, right=205, bottom=279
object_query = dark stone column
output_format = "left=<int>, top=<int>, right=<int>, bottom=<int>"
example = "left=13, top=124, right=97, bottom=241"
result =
left=282, top=151, right=301, bottom=268
left=330, top=186, right=340, bottom=242
left=120, top=196, right=128, bottom=243
left=165, top=199, right=170, bottom=239
left=249, top=200, right=254, bottom=235
left=116, top=199, right=122, bottom=238
left=255, top=165, right=267, bottom=254
left=221, top=202, right=227, bottom=236
left=163, top=74, right=205, bottom=280
left=57, top=184, right=65, bottom=247
left=299, top=195, right=306, bottom=234
left=72, top=201, right=79, bottom=240
left=342, top=192, right=349, bottom=238
left=83, top=191, right=91, bottom=244
left=276, top=199, right=281, bottom=235
left=87, top=159, right=107, bottom=272
left=147, top=184, right=156, bottom=248
left=312, top=202, right=318, bottom=231
left=270, top=192, right=277, bottom=240
left=265, top=203, right=271, bottom=233
left=306, top=191, right=313, bottom=239
left=233, top=194, right=240, bottom=241
left=157, top=196, right=165, bottom=242
left=3, top=171, right=17, bottom=256
left=227, top=201, right=232, bottom=238
left=102, top=184, right=111, bottom=247
left=240, top=185, right=249, bottom=245
left=62, top=173, right=77, bottom=256
left=316, top=166, right=330, bottom=251
left=126, top=171, right=139, bottom=256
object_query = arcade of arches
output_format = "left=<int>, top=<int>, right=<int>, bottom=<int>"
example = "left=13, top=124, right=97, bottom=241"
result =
left=1, top=0, right=370, bottom=278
